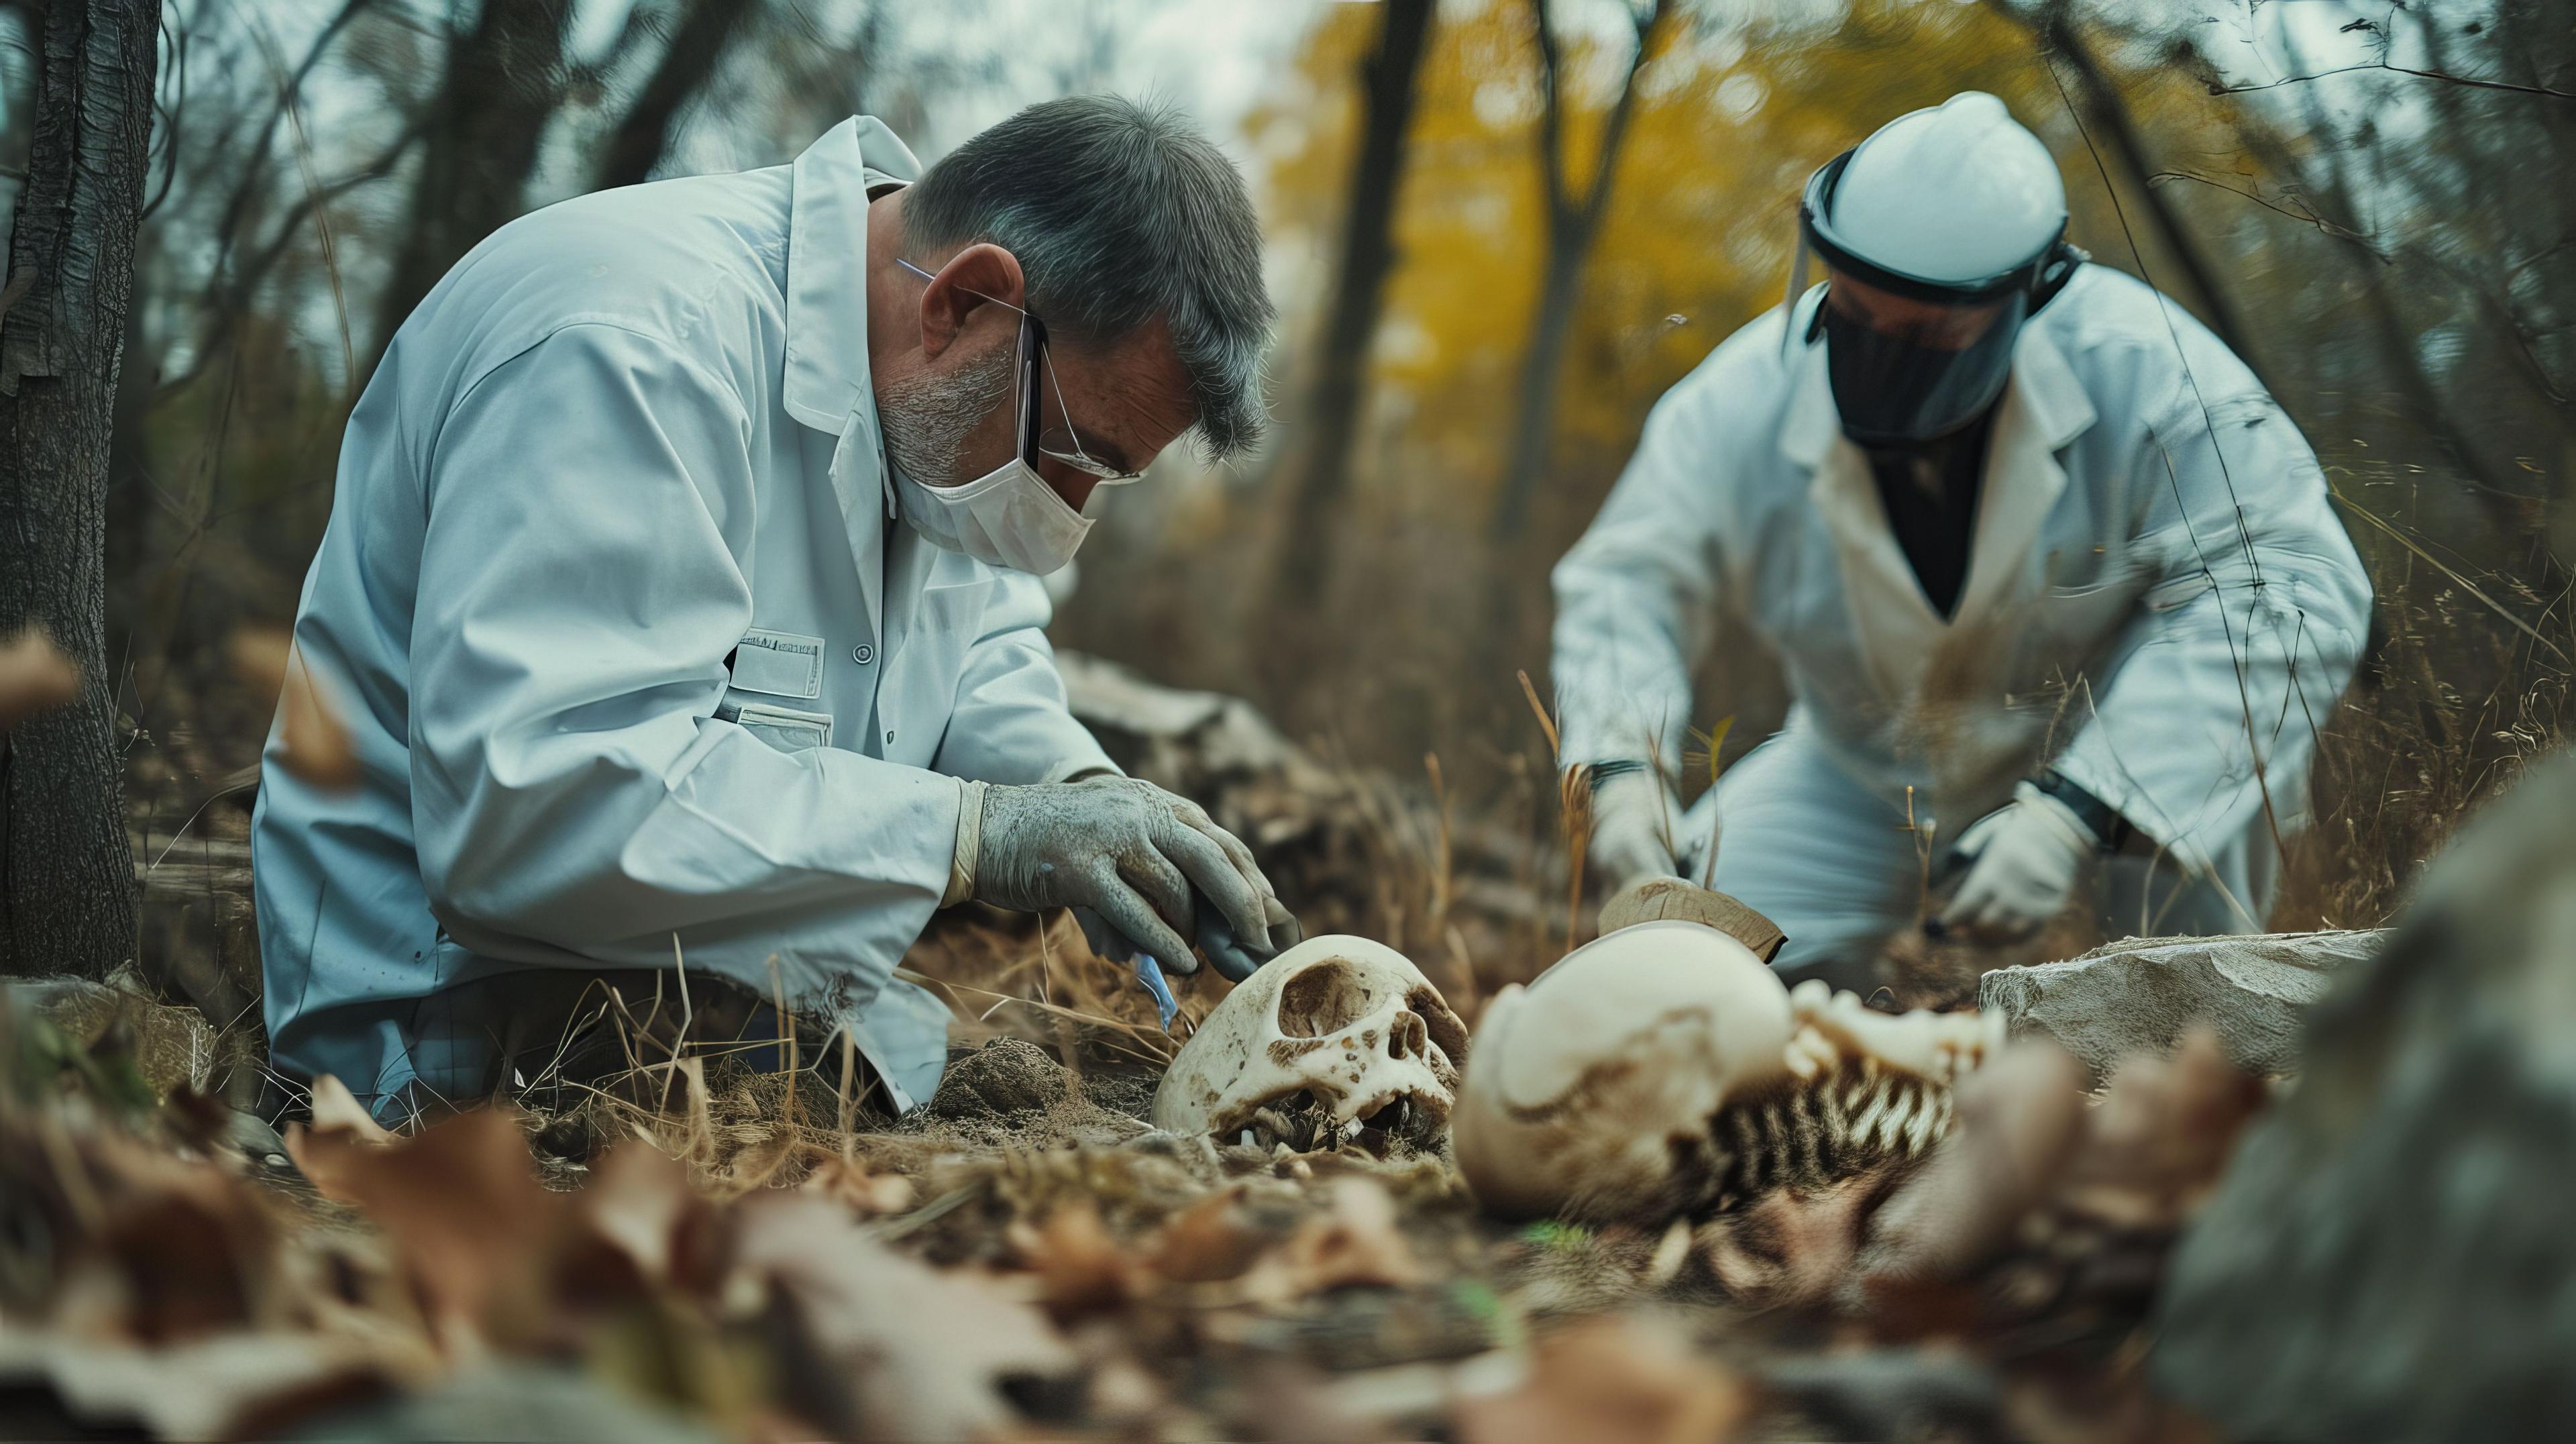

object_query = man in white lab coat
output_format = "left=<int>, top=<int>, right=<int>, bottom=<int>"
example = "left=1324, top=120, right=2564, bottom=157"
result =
left=254, top=97, right=1292, bottom=1117
left=1552, top=93, right=2371, bottom=988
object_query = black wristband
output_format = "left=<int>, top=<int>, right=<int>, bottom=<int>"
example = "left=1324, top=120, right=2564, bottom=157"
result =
left=2035, top=768, right=2132, bottom=852
left=1582, top=759, right=1650, bottom=790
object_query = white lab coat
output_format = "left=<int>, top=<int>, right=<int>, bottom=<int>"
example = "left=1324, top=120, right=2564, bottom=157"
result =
left=252, top=118, right=1114, bottom=1111
left=1552, top=266, right=2369, bottom=965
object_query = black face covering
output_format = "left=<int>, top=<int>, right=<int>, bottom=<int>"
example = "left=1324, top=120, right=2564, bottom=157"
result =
left=1819, top=288, right=2028, bottom=448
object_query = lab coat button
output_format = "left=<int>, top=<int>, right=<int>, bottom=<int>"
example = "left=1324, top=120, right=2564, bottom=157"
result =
left=884, top=729, right=895, bottom=745
left=853, top=643, right=874, bottom=664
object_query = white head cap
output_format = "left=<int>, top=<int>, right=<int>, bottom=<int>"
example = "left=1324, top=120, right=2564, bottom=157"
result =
left=1832, top=91, right=2065, bottom=284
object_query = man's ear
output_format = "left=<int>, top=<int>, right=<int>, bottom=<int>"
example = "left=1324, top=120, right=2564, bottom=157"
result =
left=916, top=242, right=1026, bottom=363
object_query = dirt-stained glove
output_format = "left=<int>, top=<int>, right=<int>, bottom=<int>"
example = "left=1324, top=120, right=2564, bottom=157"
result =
left=1583, top=763, right=1685, bottom=892
left=1937, top=781, right=2098, bottom=943
left=1077, top=886, right=1300, bottom=982
left=955, top=776, right=1282, bottom=977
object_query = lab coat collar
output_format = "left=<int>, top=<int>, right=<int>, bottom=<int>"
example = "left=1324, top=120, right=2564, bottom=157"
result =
left=786, top=117, right=922, bottom=676
left=1776, top=310, right=2096, bottom=471
left=1803, top=322, right=2097, bottom=702
left=784, top=116, right=922, bottom=435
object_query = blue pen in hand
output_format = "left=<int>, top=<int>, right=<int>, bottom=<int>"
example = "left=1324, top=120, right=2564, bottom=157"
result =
left=1132, top=953, right=1179, bottom=1031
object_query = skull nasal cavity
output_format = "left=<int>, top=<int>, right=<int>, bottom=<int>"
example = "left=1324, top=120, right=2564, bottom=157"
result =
left=1388, top=1012, right=1427, bottom=1060
left=1277, top=960, right=1371, bottom=1038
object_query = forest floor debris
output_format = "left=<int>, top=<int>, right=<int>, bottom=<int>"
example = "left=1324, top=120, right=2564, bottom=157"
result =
left=0, top=917, right=2267, bottom=1444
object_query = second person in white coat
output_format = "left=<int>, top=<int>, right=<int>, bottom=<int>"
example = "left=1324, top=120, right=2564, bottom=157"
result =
left=1551, top=93, right=2372, bottom=989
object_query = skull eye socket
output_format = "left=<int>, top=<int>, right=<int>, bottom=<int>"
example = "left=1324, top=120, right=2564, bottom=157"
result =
left=1276, top=960, right=1374, bottom=1038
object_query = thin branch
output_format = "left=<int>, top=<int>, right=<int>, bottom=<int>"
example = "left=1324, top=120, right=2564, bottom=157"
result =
left=1527, top=0, right=1570, bottom=229
left=156, top=119, right=425, bottom=399
left=1574, top=0, right=1671, bottom=234
left=2147, top=168, right=2389, bottom=260
left=2212, top=60, right=2576, bottom=103
left=201, top=0, right=377, bottom=292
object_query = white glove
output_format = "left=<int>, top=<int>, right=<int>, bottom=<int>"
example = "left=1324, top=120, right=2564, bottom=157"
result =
left=955, top=776, right=1283, bottom=977
left=1938, top=781, right=2098, bottom=943
left=1585, top=765, right=1685, bottom=892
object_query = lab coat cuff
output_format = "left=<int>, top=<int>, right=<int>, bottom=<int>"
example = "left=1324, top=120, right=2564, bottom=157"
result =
left=944, top=779, right=987, bottom=908
left=2048, top=748, right=2215, bottom=873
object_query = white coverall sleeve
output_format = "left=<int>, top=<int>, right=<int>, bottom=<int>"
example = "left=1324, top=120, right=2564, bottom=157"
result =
left=1550, top=382, right=1730, bottom=772
left=931, top=572, right=1117, bottom=785
left=408, top=323, right=962, bottom=970
left=2051, top=378, right=2373, bottom=872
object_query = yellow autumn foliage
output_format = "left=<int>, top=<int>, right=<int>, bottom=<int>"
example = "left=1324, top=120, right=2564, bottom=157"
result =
left=1250, top=0, right=2256, bottom=517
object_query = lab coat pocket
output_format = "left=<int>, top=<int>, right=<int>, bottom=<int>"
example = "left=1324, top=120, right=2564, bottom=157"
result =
left=718, top=694, right=835, bottom=753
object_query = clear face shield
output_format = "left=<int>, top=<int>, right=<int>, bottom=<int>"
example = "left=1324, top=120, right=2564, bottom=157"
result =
left=1786, top=150, right=2084, bottom=449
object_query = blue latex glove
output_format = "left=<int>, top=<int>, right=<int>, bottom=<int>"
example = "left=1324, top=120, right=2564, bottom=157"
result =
left=1130, top=954, right=1179, bottom=1030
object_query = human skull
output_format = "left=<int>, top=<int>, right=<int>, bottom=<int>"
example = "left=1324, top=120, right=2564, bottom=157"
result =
left=1453, top=917, right=1997, bottom=1223
left=1150, top=935, right=1468, bottom=1156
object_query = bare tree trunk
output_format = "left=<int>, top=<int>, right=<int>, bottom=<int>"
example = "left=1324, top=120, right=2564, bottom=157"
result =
left=2021, top=1, right=2264, bottom=382
left=1265, top=0, right=1436, bottom=611
left=1489, top=0, right=1670, bottom=543
left=372, top=0, right=577, bottom=363
left=0, top=0, right=160, bottom=980
left=594, top=0, right=763, bottom=193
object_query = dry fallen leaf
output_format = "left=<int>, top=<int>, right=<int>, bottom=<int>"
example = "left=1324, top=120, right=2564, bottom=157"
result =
left=282, top=1074, right=396, bottom=1205
left=298, top=1108, right=574, bottom=1352
left=0, top=1328, right=402, bottom=1442
left=230, top=626, right=360, bottom=790
left=1452, top=1315, right=1750, bottom=1444
left=1243, top=1176, right=1421, bottom=1302
left=2059, top=1025, right=2267, bottom=1230
left=802, top=1153, right=915, bottom=1219
left=0, top=627, right=78, bottom=729
left=1150, top=1184, right=1269, bottom=1284
left=735, top=1192, right=1075, bottom=1441
left=1012, top=1201, right=1152, bottom=1321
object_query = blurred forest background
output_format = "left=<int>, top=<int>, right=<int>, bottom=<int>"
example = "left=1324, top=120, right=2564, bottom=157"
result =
left=1, top=0, right=2569, bottom=1021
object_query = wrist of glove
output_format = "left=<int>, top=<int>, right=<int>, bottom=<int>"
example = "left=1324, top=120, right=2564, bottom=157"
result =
left=953, top=775, right=1293, bottom=978
left=1936, top=780, right=2098, bottom=943
left=1582, top=762, right=1685, bottom=891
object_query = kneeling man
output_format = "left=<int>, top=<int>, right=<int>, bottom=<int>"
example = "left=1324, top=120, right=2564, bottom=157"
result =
left=255, top=97, right=1290, bottom=1117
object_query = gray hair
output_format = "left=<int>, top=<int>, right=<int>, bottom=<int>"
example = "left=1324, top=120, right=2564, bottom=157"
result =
left=900, top=95, right=1274, bottom=461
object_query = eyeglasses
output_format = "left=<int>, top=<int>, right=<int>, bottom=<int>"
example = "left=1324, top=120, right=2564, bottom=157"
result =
left=894, top=257, right=1144, bottom=484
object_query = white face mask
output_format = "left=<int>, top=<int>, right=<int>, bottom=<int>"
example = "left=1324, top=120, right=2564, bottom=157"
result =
left=878, top=257, right=1141, bottom=576
left=893, top=454, right=1093, bottom=576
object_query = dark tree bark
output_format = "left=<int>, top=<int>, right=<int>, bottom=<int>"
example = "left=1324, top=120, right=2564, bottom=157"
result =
left=1265, top=0, right=1437, bottom=610
left=1489, top=0, right=1672, bottom=542
left=0, top=0, right=161, bottom=980
left=594, top=0, right=763, bottom=193
left=372, top=0, right=577, bottom=363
